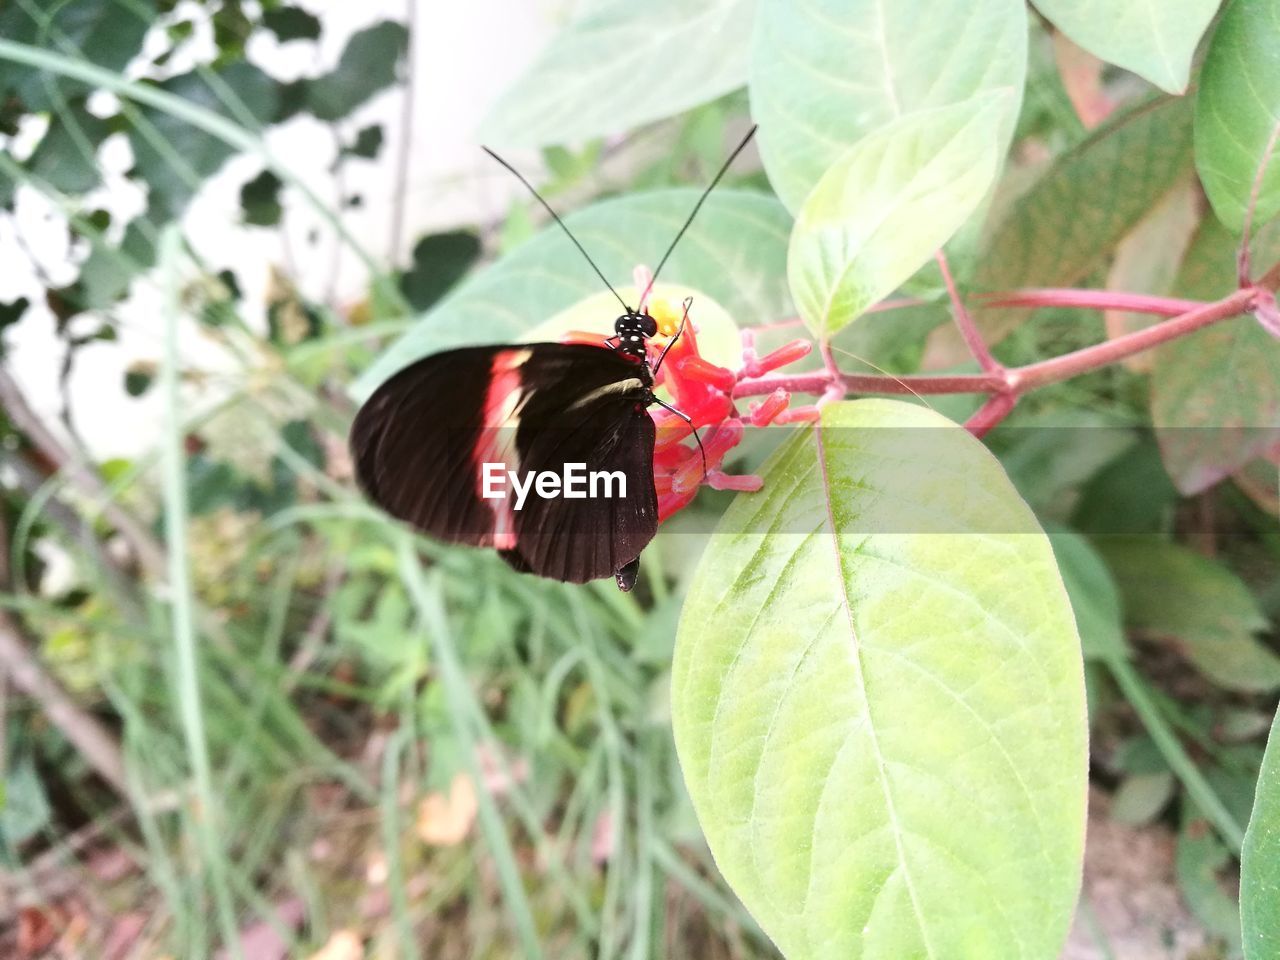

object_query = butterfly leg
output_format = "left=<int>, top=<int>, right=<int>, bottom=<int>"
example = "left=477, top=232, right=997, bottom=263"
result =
left=650, top=394, right=707, bottom=481
left=651, top=296, right=694, bottom=377
left=604, top=335, right=621, bottom=350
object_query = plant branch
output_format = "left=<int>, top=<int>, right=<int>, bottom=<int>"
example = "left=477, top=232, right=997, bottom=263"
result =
left=965, top=392, right=1018, bottom=438
left=0, top=367, right=166, bottom=577
left=734, top=284, right=1262, bottom=437
left=937, top=250, right=1001, bottom=373
left=1012, top=287, right=1256, bottom=391
left=0, top=513, right=129, bottom=796
left=977, top=288, right=1206, bottom=317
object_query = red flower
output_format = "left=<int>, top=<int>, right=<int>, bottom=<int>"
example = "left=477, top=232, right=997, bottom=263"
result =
left=637, top=271, right=813, bottom=520
left=557, top=269, right=814, bottom=520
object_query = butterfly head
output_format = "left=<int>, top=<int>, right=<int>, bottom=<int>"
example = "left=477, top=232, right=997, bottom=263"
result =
left=613, top=310, right=657, bottom=361
left=614, top=310, right=658, bottom=341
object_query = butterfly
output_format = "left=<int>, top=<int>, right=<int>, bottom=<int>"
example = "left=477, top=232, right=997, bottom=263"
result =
left=350, top=126, right=757, bottom=592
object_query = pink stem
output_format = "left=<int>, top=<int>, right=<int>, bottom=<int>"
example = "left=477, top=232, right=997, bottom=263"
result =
left=735, top=371, right=999, bottom=399
left=965, top=392, right=1017, bottom=437
left=977, top=288, right=1205, bottom=317
left=936, top=250, right=1001, bottom=373
left=734, top=287, right=1259, bottom=406
left=1012, top=287, right=1257, bottom=391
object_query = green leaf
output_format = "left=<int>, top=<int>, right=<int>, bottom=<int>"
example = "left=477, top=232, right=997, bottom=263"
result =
left=0, top=0, right=153, bottom=111
left=1049, top=531, right=1127, bottom=662
left=342, top=123, right=384, bottom=161
left=1152, top=216, right=1280, bottom=493
left=1243, top=707, right=1280, bottom=959
left=0, top=756, right=51, bottom=848
left=239, top=169, right=282, bottom=226
left=399, top=230, right=482, bottom=312
left=788, top=95, right=1010, bottom=337
left=750, top=0, right=1026, bottom=213
left=262, top=6, right=321, bottom=43
left=306, top=21, right=408, bottom=122
left=480, top=0, right=753, bottom=147
left=1098, top=536, right=1280, bottom=692
left=1111, top=771, right=1175, bottom=826
left=993, top=412, right=1136, bottom=513
left=1035, top=0, right=1219, bottom=95
left=672, top=398, right=1087, bottom=959
left=0, top=297, right=30, bottom=355
left=974, top=96, right=1194, bottom=343
left=128, top=61, right=277, bottom=218
left=1195, top=0, right=1280, bottom=233
left=1176, top=814, right=1242, bottom=950
left=124, top=363, right=155, bottom=398
left=26, top=99, right=109, bottom=193
left=1071, top=436, right=1179, bottom=535
left=353, top=189, right=792, bottom=399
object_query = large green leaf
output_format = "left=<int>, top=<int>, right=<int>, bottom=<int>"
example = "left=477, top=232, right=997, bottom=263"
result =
left=974, top=96, right=1194, bottom=343
left=749, top=0, right=1026, bottom=213
left=305, top=21, right=408, bottom=122
left=1195, top=0, right=1280, bottom=233
left=0, top=0, right=153, bottom=111
left=672, top=399, right=1087, bottom=959
left=1151, top=217, right=1280, bottom=493
left=1098, top=536, right=1280, bottom=693
left=353, top=189, right=791, bottom=399
left=479, top=0, right=754, bottom=147
left=26, top=98, right=109, bottom=193
left=127, top=61, right=278, bottom=219
left=1243, top=707, right=1280, bottom=959
left=788, top=96, right=1009, bottom=338
left=1035, top=0, right=1220, bottom=95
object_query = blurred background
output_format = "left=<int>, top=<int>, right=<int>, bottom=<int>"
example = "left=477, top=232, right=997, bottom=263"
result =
left=0, top=1, right=1277, bottom=958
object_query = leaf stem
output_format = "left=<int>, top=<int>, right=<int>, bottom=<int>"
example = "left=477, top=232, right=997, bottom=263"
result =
left=1107, top=658, right=1245, bottom=853
left=936, top=250, right=1001, bottom=374
left=735, top=284, right=1262, bottom=437
left=976, top=288, right=1206, bottom=316
left=158, top=227, right=243, bottom=958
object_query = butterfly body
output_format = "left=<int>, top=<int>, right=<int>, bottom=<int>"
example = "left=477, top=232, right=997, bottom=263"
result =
left=351, top=312, right=665, bottom=591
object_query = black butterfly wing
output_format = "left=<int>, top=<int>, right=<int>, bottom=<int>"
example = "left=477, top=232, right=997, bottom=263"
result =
left=502, top=379, right=657, bottom=584
left=351, top=344, right=503, bottom=547
left=350, top=343, right=658, bottom=584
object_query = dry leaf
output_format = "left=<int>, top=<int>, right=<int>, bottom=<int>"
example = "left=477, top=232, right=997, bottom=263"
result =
left=18, top=905, right=62, bottom=956
left=1052, top=32, right=1113, bottom=129
left=307, top=930, right=363, bottom=960
left=416, top=772, right=478, bottom=846
left=591, top=810, right=616, bottom=865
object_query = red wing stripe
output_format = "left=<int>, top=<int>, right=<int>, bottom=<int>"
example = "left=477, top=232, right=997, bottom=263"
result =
left=472, top=350, right=529, bottom=550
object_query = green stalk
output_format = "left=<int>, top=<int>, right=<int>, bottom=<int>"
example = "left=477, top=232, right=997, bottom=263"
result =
left=1108, top=658, right=1246, bottom=852
left=397, top=538, right=545, bottom=959
left=158, top=227, right=243, bottom=956
left=380, top=725, right=418, bottom=958
left=627, top=743, right=654, bottom=960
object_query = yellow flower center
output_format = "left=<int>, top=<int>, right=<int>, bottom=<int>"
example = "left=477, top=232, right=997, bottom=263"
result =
left=650, top=298, right=684, bottom=338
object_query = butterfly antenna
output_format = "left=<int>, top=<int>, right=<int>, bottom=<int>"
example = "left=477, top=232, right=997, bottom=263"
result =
left=640, top=124, right=758, bottom=306
left=482, top=146, right=630, bottom=313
